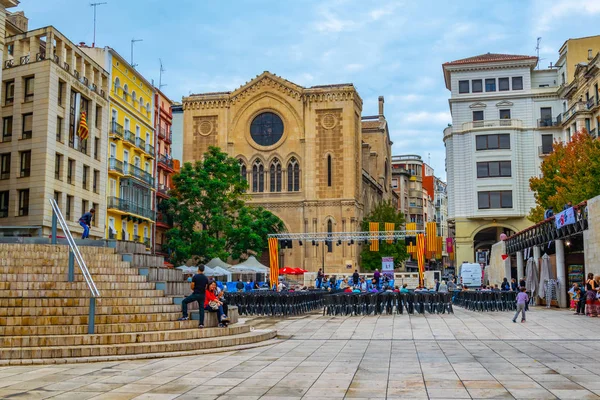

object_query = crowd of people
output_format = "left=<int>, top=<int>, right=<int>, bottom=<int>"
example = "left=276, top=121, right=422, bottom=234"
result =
left=568, top=273, right=600, bottom=317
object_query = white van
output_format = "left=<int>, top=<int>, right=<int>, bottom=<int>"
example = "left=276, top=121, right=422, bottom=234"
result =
left=459, top=263, right=482, bottom=288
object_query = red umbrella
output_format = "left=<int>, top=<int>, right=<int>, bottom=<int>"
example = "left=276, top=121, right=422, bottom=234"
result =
left=280, top=267, right=296, bottom=275
left=293, top=268, right=307, bottom=274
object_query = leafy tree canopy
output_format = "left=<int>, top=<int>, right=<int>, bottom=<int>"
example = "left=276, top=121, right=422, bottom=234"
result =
left=164, top=146, right=284, bottom=265
left=359, top=200, right=408, bottom=271
left=529, top=131, right=600, bottom=222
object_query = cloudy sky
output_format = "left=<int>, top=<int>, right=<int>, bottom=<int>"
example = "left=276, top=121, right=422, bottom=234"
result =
left=21, top=0, right=600, bottom=179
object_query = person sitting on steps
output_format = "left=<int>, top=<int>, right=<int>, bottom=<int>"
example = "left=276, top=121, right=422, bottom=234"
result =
left=205, top=281, right=229, bottom=327
left=178, top=264, right=209, bottom=328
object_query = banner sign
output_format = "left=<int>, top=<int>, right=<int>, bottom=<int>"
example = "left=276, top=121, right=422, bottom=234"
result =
left=381, top=257, right=394, bottom=278
left=555, top=207, right=576, bottom=229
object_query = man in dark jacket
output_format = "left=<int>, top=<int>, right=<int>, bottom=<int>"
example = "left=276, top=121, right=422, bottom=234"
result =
left=352, top=270, right=360, bottom=286
left=236, top=279, right=244, bottom=292
left=79, top=208, right=95, bottom=239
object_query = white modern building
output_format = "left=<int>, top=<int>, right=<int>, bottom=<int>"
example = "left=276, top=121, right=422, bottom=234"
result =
left=442, top=53, right=562, bottom=264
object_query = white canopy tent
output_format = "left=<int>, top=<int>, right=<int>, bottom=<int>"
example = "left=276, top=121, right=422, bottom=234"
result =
left=206, top=257, right=232, bottom=269
left=234, top=256, right=269, bottom=273
left=212, top=266, right=232, bottom=282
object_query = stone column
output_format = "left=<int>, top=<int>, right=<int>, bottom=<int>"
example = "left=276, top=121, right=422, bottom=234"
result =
left=516, top=251, right=524, bottom=281
left=533, top=246, right=541, bottom=268
left=555, top=239, right=567, bottom=308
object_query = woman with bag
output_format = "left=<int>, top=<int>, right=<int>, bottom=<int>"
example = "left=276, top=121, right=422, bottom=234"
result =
left=585, top=273, right=597, bottom=317
left=205, top=281, right=230, bottom=327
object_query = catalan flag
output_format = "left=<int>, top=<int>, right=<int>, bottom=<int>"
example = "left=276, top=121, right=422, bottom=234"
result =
left=78, top=111, right=89, bottom=141
left=370, top=222, right=379, bottom=251
left=417, top=233, right=425, bottom=286
left=385, top=222, right=394, bottom=244
left=426, top=222, right=437, bottom=259
left=268, top=237, right=279, bottom=289
left=406, top=222, right=417, bottom=257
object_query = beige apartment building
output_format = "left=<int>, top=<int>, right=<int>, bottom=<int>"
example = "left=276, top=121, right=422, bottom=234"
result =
left=0, top=23, right=109, bottom=237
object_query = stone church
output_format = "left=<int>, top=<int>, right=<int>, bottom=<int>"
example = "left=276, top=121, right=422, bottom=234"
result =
left=182, top=72, right=396, bottom=273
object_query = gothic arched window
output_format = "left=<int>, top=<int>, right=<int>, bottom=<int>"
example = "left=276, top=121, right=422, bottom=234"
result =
left=269, top=158, right=282, bottom=192
left=239, top=159, right=247, bottom=187
left=287, top=157, right=300, bottom=192
left=327, top=219, right=333, bottom=253
left=252, top=160, right=264, bottom=193
left=327, top=155, right=333, bottom=187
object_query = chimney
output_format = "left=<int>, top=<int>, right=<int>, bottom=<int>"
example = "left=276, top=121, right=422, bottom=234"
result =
left=378, top=96, right=384, bottom=117
left=589, top=49, right=593, bottom=60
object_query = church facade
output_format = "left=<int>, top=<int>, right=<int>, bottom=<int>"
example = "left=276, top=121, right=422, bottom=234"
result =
left=182, top=72, right=395, bottom=273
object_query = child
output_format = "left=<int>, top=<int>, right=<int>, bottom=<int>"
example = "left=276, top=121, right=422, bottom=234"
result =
left=513, top=287, right=529, bottom=323
left=568, top=283, right=578, bottom=310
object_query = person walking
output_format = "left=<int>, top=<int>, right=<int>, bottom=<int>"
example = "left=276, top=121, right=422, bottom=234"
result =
left=373, top=269, right=381, bottom=289
left=317, top=268, right=324, bottom=289
left=352, top=269, right=360, bottom=286
left=78, top=208, right=95, bottom=239
left=178, top=265, right=209, bottom=328
left=512, top=287, right=529, bottom=323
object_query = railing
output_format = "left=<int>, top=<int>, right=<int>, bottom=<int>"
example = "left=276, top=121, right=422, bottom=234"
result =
left=145, top=143, right=155, bottom=156
left=109, top=157, right=123, bottom=173
left=107, top=196, right=155, bottom=220
left=133, top=235, right=141, bottom=242
left=562, top=102, right=587, bottom=121
left=157, top=184, right=170, bottom=196
left=461, top=119, right=522, bottom=131
left=505, top=201, right=588, bottom=255
left=537, top=118, right=560, bottom=128
left=124, top=163, right=154, bottom=186
left=2, top=133, right=12, bottom=142
left=590, top=128, right=597, bottom=138
left=49, top=197, right=100, bottom=334
left=124, top=130, right=135, bottom=145
left=157, top=212, right=171, bottom=225
left=158, top=128, right=166, bottom=139
left=538, top=146, right=553, bottom=156
left=144, top=238, right=151, bottom=248
left=587, top=97, right=597, bottom=110
left=135, top=136, right=145, bottom=150
left=110, top=121, right=123, bottom=138
left=157, top=154, right=173, bottom=169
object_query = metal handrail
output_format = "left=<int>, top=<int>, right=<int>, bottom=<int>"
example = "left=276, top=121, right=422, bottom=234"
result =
left=49, top=197, right=100, bottom=298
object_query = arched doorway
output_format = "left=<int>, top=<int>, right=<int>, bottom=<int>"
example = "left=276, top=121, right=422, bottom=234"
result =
left=473, top=226, right=514, bottom=264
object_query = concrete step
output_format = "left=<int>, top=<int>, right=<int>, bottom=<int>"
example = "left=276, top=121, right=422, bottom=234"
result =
left=0, top=289, right=165, bottom=298
left=1, top=324, right=251, bottom=347
left=1, top=311, right=183, bottom=326
left=0, top=296, right=177, bottom=308
left=0, top=320, right=201, bottom=336
left=0, top=266, right=138, bottom=275
left=0, top=281, right=158, bottom=290
left=0, top=303, right=181, bottom=317
left=0, top=273, right=148, bottom=283
left=0, top=329, right=277, bottom=361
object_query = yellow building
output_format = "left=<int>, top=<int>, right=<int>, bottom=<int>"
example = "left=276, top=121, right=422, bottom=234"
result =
left=556, top=35, right=600, bottom=86
left=80, top=46, right=156, bottom=246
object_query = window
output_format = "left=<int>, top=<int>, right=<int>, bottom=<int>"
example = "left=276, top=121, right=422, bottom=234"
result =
left=83, top=165, right=89, bottom=190
left=145, top=161, right=150, bottom=173
left=250, top=112, right=284, bottom=146
left=269, top=158, right=282, bottom=192
left=287, top=158, right=300, bottom=192
left=392, top=179, right=398, bottom=189
left=133, top=223, right=139, bottom=241
left=58, top=80, right=64, bottom=106
left=2, top=117, right=12, bottom=142
left=478, top=191, right=512, bottom=209
left=485, top=78, right=496, bottom=92
left=458, top=80, right=469, bottom=94
left=19, top=151, right=31, bottom=177
left=0, top=153, right=10, bottom=180
left=56, top=117, right=63, bottom=142
left=239, top=160, right=247, bottom=185
left=109, top=178, right=117, bottom=197
left=18, top=189, right=29, bottom=216
left=7, top=44, right=13, bottom=56
left=0, top=191, right=8, bottom=218
left=512, top=76, right=523, bottom=90
left=123, top=84, right=129, bottom=101
left=110, top=143, right=117, bottom=159
left=540, top=107, right=552, bottom=126
left=327, top=220, right=333, bottom=253
left=472, top=79, right=483, bottom=93
left=24, top=77, right=34, bottom=102
left=92, top=202, right=98, bottom=226
left=114, top=77, right=120, bottom=91
left=132, top=91, right=137, bottom=104
left=498, top=77, right=509, bottom=91
left=541, top=134, right=553, bottom=154
left=93, top=169, right=99, bottom=193
left=81, top=200, right=89, bottom=222
left=55, top=153, right=62, bottom=180
left=252, top=160, right=264, bottom=193
left=111, top=109, right=117, bottom=124
left=327, top=155, right=332, bottom=187
left=66, top=195, right=73, bottom=220
left=67, top=159, right=74, bottom=184
left=476, top=161, right=512, bottom=178
left=4, top=80, right=14, bottom=105
left=475, top=134, right=510, bottom=150
left=22, top=113, right=32, bottom=139
left=143, top=226, right=148, bottom=241
left=561, top=72, right=565, bottom=85
left=94, top=137, right=100, bottom=160
left=135, top=125, right=140, bottom=139
left=473, top=111, right=484, bottom=121
left=95, top=105, right=101, bottom=129
left=499, top=109, right=511, bottom=120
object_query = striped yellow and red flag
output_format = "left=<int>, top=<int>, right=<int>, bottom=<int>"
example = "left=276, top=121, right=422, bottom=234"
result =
left=268, top=237, right=279, bottom=289
left=78, top=111, right=89, bottom=141
left=406, top=223, right=417, bottom=257
left=385, top=222, right=394, bottom=244
left=369, top=222, right=379, bottom=251
left=417, top=233, right=425, bottom=286
left=426, top=222, right=437, bottom=259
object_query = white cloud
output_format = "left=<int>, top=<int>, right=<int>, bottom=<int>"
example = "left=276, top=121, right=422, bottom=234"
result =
left=369, top=3, right=398, bottom=21
left=534, top=0, right=600, bottom=33
left=345, top=63, right=365, bottom=72
left=313, top=10, right=357, bottom=33
left=401, top=111, right=451, bottom=125
left=388, top=94, right=424, bottom=103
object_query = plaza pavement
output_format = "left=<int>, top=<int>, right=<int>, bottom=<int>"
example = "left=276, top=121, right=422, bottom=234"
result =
left=1, top=307, right=599, bottom=399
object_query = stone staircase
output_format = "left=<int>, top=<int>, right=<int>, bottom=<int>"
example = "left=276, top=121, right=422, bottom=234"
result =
left=0, top=244, right=277, bottom=365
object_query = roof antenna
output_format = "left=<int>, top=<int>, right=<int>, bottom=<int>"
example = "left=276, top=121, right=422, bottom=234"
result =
left=159, top=59, right=167, bottom=90
left=130, top=38, right=143, bottom=68
left=90, top=2, right=107, bottom=48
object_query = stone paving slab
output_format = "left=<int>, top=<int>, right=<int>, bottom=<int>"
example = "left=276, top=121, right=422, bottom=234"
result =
left=1, top=307, right=600, bottom=399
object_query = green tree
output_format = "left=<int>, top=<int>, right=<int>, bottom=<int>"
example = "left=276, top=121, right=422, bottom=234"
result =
left=359, top=200, right=408, bottom=271
left=164, top=146, right=284, bottom=265
left=529, top=130, right=600, bottom=222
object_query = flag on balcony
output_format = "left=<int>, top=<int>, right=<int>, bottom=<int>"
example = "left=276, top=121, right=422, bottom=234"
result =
left=78, top=111, right=89, bottom=141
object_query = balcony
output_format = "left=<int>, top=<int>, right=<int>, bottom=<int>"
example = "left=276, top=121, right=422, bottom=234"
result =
left=587, top=97, right=598, bottom=110
left=158, top=127, right=166, bottom=140
left=562, top=102, right=588, bottom=122
left=157, top=153, right=174, bottom=170
left=537, top=118, right=561, bottom=128
left=133, top=235, right=141, bottom=242
left=157, top=183, right=170, bottom=197
left=135, top=136, right=145, bottom=151
left=124, top=130, right=135, bottom=145
left=538, top=146, right=553, bottom=157
left=107, top=196, right=155, bottom=221
left=144, top=238, right=151, bottom=248
left=145, top=143, right=155, bottom=157
left=461, top=119, right=522, bottom=131
left=110, top=121, right=123, bottom=139
left=590, top=128, right=598, bottom=138
left=109, top=157, right=123, bottom=173
left=124, top=163, right=154, bottom=186
left=157, top=212, right=172, bottom=227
